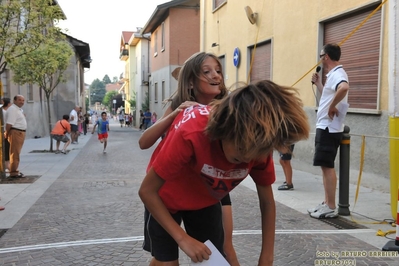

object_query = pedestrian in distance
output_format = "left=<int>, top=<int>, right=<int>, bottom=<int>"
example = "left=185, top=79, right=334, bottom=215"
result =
left=1, top=97, right=12, bottom=173
left=138, top=52, right=241, bottom=265
left=143, top=109, right=152, bottom=130
left=139, top=110, right=144, bottom=130
left=83, top=113, right=90, bottom=135
left=138, top=80, right=310, bottom=266
left=69, top=105, right=80, bottom=144
left=50, top=114, right=71, bottom=154
left=5, top=95, right=27, bottom=178
left=277, top=144, right=295, bottom=190
left=92, top=111, right=110, bottom=154
left=309, top=43, right=350, bottom=219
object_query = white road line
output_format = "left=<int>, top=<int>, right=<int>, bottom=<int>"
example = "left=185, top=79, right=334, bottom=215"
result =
left=0, top=229, right=376, bottom=254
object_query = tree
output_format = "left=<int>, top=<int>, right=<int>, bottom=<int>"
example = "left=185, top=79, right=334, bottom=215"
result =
left=9, top=39, right=74, bottom=152
left=102, top=75, right=111, bottom=84
left=103, top=90, right=119, bottom=112
left=0, top=0, right=64, bottom=175
left=128, top=91, right=137, bottom=112
left=89, top=79, right=106, bottom=104
left=112, top=76, right=118, bottom=83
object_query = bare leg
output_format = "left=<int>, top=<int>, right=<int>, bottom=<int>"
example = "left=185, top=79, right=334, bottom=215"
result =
left=321, top=166, right=337, bottom=209
left=279, top=159, right=293, bottom=185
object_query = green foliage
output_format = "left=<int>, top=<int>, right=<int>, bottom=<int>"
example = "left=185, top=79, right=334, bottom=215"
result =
left=128, top=91, right=137, bottom=111
left=9, top=39, right=74, bottom=97
left=89, top=79, right=106, bottom=104
left=0, top=0, right=64, bottom=74
left=142, top=91, right=150, bottom=111
left=102, top=75, right=112, bottom=84
left=103, top=90, right=119, bottom=110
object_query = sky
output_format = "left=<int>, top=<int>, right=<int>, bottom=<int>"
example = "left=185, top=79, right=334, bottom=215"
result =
left=56, top=0, right=168, bottom=85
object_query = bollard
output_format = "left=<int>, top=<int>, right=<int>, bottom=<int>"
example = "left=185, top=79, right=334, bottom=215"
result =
left=338, top=125, right=350, bottom=215
left=382, top=188, right=399, bottom=252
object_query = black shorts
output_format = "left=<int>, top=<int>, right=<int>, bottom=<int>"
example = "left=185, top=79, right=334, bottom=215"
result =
left=279, top=144, right=295, bottom=161
left=313, top=128, right=342, bottom=168
left=143, top=203, right=224, bottom=262
left=70, top=124, right=78, bottom=132
left=220, top=193, right=231, bottom=205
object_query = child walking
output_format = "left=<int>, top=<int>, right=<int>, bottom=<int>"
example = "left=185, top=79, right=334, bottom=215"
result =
left=91, top=112, right=110, bottom=153
left=139, top=80, right=310, bottom=266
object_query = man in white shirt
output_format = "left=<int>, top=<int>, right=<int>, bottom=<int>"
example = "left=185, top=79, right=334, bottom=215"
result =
left=69, top=105, right=80, bottom=144
left=309, top=43, right=350, bottom=219
left=5, top=95, right=27, bottom=178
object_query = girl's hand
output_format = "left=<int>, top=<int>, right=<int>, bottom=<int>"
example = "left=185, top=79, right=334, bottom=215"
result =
left=170, top=101, right=199, bottom=118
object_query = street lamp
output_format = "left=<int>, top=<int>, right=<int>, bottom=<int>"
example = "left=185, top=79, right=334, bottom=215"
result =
left=113, top=99, right=116, bottom=115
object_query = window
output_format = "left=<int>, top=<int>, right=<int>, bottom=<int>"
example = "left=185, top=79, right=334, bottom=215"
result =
left=213, top=0, right=227, bottom=10
left=1, top=69, right=10, bottom=98
left=27, top=83, right=33, bottom=101
left=323, top=5, right=381, bottom=110
left=162, top=81, right=165, bottom=101
left=154, top=82, right=158, bottom=103
left=161, top=22, right=165, bottom=51
left=249, top=42, right=272, bottom=83
left=218, top=55, right=225, bottom=79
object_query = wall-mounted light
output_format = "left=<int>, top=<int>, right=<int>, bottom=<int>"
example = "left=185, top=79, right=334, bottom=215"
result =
left=211, top=42, right=219, bottom=47
left=124, top=42, right=129, bottom=49
left=244, top=6, right=258, bottom=24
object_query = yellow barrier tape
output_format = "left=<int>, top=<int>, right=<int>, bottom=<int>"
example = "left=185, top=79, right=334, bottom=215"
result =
left=291, top=0, right=388, bottom=87
left=247, top=1, right=265, bottom=84
left=349, top=135, right=393, bottom=230
left=376, top=229, right=396, bottom=237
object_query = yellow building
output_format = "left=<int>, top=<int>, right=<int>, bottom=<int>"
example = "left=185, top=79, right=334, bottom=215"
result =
left=202, top=0, right=392, bottom=188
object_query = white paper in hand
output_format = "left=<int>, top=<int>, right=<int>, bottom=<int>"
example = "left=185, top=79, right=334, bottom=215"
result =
left=191, top=240, right=230, bottom=266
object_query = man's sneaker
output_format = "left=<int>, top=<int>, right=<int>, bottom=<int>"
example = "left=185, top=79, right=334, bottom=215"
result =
left=61, top=150, right=67, bottom=154
left=278, top=182, right=294, bottom=190
left=307, top=202, right=325, bottom=214
left=55, top=150, right=60, bottom=154
left=103, top=149, right=106, bottom=154
left=310, top=204, right=338, bottom=219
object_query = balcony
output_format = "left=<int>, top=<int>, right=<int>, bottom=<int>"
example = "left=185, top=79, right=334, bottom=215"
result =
left=120, top=49, right=129, bottom=61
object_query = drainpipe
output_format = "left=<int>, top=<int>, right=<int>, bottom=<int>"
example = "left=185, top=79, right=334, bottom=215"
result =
left=388, top=0, right=399, bottom=220
left=201, top=0, right=206, bottom=51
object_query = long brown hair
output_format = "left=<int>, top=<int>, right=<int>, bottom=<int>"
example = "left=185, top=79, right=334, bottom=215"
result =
left=170, top=52, right=228, bottom=110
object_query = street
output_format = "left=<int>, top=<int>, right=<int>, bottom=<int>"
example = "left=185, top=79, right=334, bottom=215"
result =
left=0, top=120, right=398, bottom=265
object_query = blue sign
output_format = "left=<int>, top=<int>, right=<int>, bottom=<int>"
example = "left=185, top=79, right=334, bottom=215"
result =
left=233, top=47, right=240, bottom=67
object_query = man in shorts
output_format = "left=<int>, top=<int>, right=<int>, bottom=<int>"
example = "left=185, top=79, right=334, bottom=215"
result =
left=308, top=43, right=349, bottom=219
left=91, top=112, right=110, bottom=153
left=51, top=115, right=71, bottom=154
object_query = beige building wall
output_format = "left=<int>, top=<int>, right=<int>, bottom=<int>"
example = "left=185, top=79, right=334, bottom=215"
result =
left=202, top=0, right=392, bottom=189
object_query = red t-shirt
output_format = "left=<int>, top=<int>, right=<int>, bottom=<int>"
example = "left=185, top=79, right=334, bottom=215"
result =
left=148, top=105, right=275, bottom=213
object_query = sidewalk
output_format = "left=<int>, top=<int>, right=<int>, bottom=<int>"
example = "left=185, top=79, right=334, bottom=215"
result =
left=0, top=123, right=396, bottom=250
left=0, top=133, right=91, bottom=228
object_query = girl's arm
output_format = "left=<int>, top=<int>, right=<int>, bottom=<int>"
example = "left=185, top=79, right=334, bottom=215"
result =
left=222, top=205, right=240, bottom=266
left=138, top=101, right=199, bottom=149
left=138, top=106, right=174, bottom=149
left=138, top=168, right=212, bottom=263
left=256, top=184, right=276, bottom=266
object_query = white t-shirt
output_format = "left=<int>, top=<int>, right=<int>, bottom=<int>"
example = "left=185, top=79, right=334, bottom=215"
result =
left=316, top=65, right=349, bottom=133
left=6, top=104, right=27, bottom=130
left=70, top=109, right=78, bottom=125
